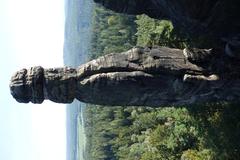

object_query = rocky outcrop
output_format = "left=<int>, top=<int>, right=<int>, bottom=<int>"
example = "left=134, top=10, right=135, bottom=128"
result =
left=94, top=0, right=240, bottom=43
left=10, top=66, right=77, bottom=103
left=10, top=47, right=240, bottom=106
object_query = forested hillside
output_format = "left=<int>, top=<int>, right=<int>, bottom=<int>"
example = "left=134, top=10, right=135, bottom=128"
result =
left=89, top=5, right=136, bottom=59
left=83, top=5, right=240, bottom=160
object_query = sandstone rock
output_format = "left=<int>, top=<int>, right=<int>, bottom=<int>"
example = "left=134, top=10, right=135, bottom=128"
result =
left=10, top=47, right=240, bottom=106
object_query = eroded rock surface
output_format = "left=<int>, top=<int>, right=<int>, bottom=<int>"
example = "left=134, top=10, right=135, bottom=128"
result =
left=10, top=47, right=240, bottom=106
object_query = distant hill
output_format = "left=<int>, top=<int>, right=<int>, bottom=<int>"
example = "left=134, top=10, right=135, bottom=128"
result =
left=64, top=0, right=94, bottom=67
left=63, top=0, right=94, bottom=160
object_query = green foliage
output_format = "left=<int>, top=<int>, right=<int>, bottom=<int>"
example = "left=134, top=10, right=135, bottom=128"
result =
left=181, top=149, right=216, bottom=160
left=188, top=103, right=240, bottom=160
left=85, top=104, right=240, bottom=160
left=135, top=15, right=187, bottom=49
left=90, top=5, right=136, bottom=60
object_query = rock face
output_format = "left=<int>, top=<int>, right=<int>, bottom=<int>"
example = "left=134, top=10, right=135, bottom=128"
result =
left=10, top=47, right=240, bottom=106
left=94, top=0, right=240, bottom=42
left=10, top=66, right=77, bottom=104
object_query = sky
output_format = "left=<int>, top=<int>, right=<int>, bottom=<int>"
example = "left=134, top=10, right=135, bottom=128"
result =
left=0, top=0, right=66, bottom=160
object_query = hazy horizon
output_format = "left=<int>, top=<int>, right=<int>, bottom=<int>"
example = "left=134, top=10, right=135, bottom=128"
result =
left=64, top=0, right=94, bottom=160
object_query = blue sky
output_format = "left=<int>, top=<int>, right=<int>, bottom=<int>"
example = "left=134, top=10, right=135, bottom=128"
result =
left=0, top=0, right=66, bottom=160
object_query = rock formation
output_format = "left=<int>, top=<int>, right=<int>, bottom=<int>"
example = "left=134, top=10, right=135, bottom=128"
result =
left=10, top=47, right=240, bottom=106
left=10, top=1, right=240, bottom=106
